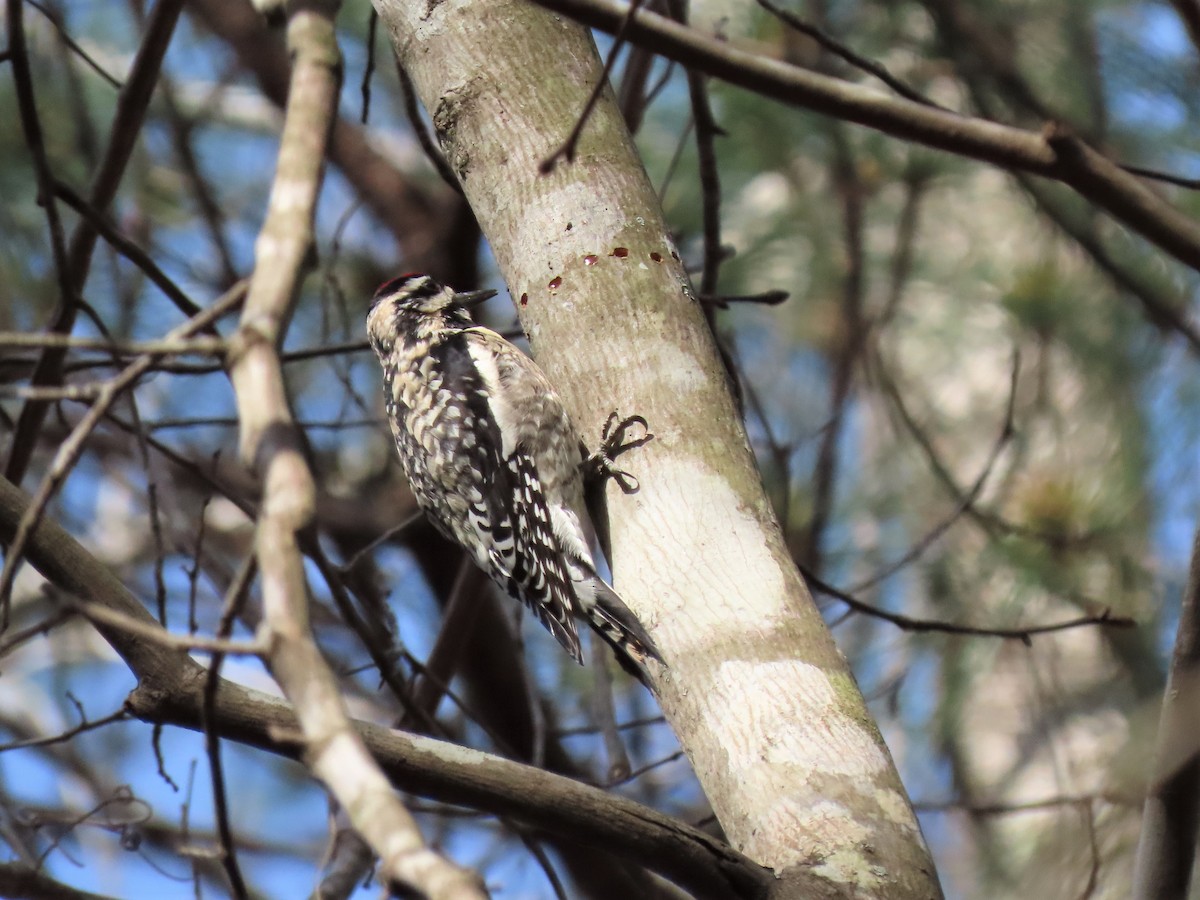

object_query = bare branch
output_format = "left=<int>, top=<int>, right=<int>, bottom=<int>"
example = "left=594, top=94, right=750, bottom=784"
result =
left=755, top=0, right=941, bottom=109
left=0, top=334, right=226, bottom=356
left=223, top=3, right=485, bottom=896
left=0, top=707, right=128, bottom=754
left=0, top=283, right=248, bottom=626
left=0, top=474, right=770, bottom=900
left=5, top=0, right=186, bottom=485
left=531, top=0, right=1200, bottom=273
left=851, top=350, right=1020, bottom=592
left=541, top=0, right=645, bottom=172
left=802, top=563, right=1134, bottom=644
left=48, top=592, right=267, bottom=658
left=202, top=554, right=257, bottom=899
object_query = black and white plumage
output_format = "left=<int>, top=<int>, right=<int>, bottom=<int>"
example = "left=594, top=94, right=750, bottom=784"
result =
left=366, top=273, right=661, bottom=682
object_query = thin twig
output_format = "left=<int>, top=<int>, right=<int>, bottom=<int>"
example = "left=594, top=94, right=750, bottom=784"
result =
left=361, top=7, right=377, bottom=124
left=405, top=557, right=484, bottom=724
left=850, top=350, right=1020, bottom=593
left=0, top=333, right=226, bottom=355
left=697, top=290, right=789, bottom=309
left=4, top=0, right=186, bottom=485
left=755, top=0, right=941, bottom=108
left=336, top=509, right=426, bottom=574
left=915, top=794, right=1121, bottom=815
left=541, top=0, right=646, bottom=172
left=307, top=543, right=437, bottom=733
left=0, top=384, right=106, bottom=401
left=656, top=116, right=693, bottom=202
left=515, top=831, right=569, bottom=900
left=25, top=0, right=122, bottom=88
left=0, top=608, right=75, bottom=660
left=802, top=123, right=866, bottom=574
left=531, top=0, right=1200, bottom=273
left=802, top=563, right=1133, bottom=644
left=1120, top=163, right=1200, bottom=191
left=49, top=591, right=267, bottom=657
left=156, top=73, right=240, bottom=288
left=52, top=179, right=207, bottom=320
left=553, top=714, right=666, bottom=737
left=0, top=283, right=248, bottom=627
left=666, top=0, right=723, bottom=296
left=0, top=707, right=128, bottom=753
left=4, top=0, right=77, bottom=482
left=202, top=554, right=256, bottom=900
left=396, top=60, right=462, bottom=193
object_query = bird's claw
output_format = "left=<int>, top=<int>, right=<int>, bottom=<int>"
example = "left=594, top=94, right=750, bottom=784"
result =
left=585, top=411, right=653, bottom=494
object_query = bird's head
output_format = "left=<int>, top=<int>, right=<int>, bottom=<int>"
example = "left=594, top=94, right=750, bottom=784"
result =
left=367, top=273, right=498, bottom=350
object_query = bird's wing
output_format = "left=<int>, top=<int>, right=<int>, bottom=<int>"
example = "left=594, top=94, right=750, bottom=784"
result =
left=432, top=330, right=584, bottom=662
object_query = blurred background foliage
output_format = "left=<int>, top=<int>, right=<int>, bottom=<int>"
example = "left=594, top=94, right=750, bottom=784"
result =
left=2, top=0, right=1199, bottom=897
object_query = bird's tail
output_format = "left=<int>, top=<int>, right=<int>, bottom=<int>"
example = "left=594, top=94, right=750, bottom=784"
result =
left=585, top=576, right=664, bottom=688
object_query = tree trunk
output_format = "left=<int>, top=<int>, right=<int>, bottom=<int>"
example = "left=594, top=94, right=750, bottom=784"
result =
left=372, top=1, right=941, bottom=896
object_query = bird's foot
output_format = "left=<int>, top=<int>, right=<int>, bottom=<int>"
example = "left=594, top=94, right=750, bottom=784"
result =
left=583, top=411, right=653, bottom=494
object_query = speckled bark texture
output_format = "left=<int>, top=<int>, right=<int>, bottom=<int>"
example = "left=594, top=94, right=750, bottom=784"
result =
left=373, top=1, right=942, bottom=896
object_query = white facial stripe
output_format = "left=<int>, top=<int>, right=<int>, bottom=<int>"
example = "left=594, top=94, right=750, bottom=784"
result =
left=465, top=332, right=520, bottom=458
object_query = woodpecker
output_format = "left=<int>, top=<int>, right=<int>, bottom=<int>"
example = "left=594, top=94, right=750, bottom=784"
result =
left=366, top=274, right=662, bottom=684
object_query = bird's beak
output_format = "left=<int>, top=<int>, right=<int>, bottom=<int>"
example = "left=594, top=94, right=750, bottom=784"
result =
left=455, top=289, right=499, bottom=309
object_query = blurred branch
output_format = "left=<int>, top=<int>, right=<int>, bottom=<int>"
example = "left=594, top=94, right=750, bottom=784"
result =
left=25, top=0, right=123, bottom=89
left=918, top=1, right=1200, bottom=355
left=5, top=0, right=185, bottom=486
left=665, top=0, right=723, bottom=298
left=755, top=0, right=941, bottom=108
left=1132, top=524, right=1200, bottom=898
left=128, top=675, right=771, bottom=900
left=851, top=350, right=1019, bottom=593
left=802, top=563, right=1133, bottom=644
left=185, top=0, right=458, bottom=274
left=202, top=555, right=257, bottom=899
left=0, top=334, right=225, bottom=356
left=0, top=283, right=248, bottom=626
left=531, top=0, right=1200, bottom=273
left=0, top=476, right=770, bottom=900
left=802, top=121, right=866, bottom=574
left=1168, top=0, right=1200, bottom=58
left=542, top=0, right=644, bottom=172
